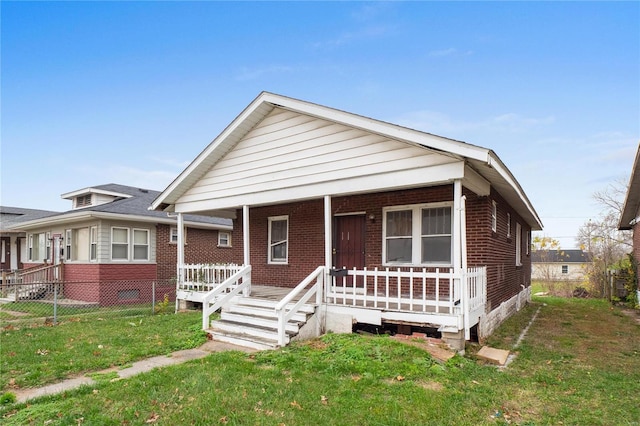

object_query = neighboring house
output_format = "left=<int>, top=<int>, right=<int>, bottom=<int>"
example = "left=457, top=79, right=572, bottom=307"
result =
left=1, top=206, right=59, bottom=273
left=11, top=184, right=233, bottom=305
left=531, top=249, right=590, bottom=283
left=151, top=92, right=543, bottom=350
left=619, top=142, right=640, bottom=298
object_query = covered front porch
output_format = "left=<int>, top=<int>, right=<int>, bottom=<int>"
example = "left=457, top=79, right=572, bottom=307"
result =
left=175, top=261, right=486, bottom=349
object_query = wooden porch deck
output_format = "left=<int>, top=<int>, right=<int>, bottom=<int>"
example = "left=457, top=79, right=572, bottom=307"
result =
left=247, top=285, right=460, bottom=316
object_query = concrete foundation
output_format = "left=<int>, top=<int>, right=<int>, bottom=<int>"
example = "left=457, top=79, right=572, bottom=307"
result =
left=441, top=329, right=465, bottom=352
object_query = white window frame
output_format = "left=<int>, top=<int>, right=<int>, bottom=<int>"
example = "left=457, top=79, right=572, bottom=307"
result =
left=268, top=215, right=289, bottom=264
left=491, top=201, right=497, bottom=233
left=29, top=233, right=46, bottom=262
left=218, top=231, right=231, bottom=247
left=132, top=228, right=149, bottom=261
left=515, top=222, right=522, bottom=266
left=65, top=229, right=72, bottom=261
left=169, top=227, right=179, bottom=243
left=506, top=213, right=511, bottom=238
left=383, top=202, right=453, bottom=266
left=28, top=234, right=34, bottom=261
left=561, top=265, right=568, bottom=274
left=45, top=232, right=51, bottom=261
left=90, top=226, right=98, bottom=261
left=111, top=227, right=130, bottom=261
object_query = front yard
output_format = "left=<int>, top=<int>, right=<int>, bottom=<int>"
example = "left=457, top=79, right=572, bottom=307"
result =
left=1, top=296, right=639, bottom=425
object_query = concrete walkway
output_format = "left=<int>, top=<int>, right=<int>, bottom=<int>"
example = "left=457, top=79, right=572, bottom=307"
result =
left=13, top=340, right=257, bottom=404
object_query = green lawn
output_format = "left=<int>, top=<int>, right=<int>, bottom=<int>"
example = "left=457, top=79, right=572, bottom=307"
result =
left=1, top=296, right=639, bottom=425
left=0, top=311, right=207, bottom=390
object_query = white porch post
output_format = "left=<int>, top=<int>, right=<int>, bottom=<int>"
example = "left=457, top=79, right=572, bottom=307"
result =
left=453, top=180, right=463, bottom=272
left=243, top=205, right=250, bottom=266
left=454, top=179, right=471, bottom=340
left=323, top=195, right=332, bottom=304
left=175, top=212, right=185, bottom=312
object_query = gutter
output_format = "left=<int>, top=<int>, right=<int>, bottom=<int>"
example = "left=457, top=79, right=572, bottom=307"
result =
left=11, top=211, right=232, bottom=231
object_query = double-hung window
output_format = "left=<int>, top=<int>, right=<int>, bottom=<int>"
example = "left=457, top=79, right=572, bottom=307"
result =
left=218, top=231, right=231, bottom=247
left=29, top=233, right=46, bottom=261
left=268, top=216, right=288, bottom=264
left=90, top=226, right=98, bottom=261
left=65, top=229, right=72, bottom=261
left=133, top=229, right=149, bottom=260
left=491, top=201, right=497, bottom=233
left=111, top=227, right=129, bottom=260
left=515, top=222, right=522, bottom=266
left=384, top=203, right=452, bottom=265
left=45, top=232, right=51, bottom=261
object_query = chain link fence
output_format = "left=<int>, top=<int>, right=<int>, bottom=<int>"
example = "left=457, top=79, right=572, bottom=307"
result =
left=0, top=279, right=177, bottom=327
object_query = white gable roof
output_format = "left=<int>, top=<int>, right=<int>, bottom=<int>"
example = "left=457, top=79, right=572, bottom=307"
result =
left=152, top=92, right=542, bottom=230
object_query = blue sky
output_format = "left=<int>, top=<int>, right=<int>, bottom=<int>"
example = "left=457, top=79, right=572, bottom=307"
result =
left=2, top=1, right=638, bottom=248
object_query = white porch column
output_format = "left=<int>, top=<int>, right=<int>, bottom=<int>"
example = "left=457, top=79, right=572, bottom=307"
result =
left=453, top=180, right=463, bottom=272
left=323, top=195, right=332, bottom=305
left=324, top=196, right=332, bottom=271
left=176, top=212, right=185, bottom=275
left=243, top=205, right=250, bottom=266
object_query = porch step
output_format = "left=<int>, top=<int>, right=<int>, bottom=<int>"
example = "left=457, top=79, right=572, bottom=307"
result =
left=208, top=296, right=316, bottom=350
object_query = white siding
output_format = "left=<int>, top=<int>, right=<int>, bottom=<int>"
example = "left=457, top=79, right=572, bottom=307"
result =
left=178, top=108, right=460, bottom=210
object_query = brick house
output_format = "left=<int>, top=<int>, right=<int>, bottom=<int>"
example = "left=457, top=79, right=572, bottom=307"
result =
left=619, top=142, right=640, bottom=298
left=152, top=92, right=543, bottom=349
left=11, top=183, right=232, bottom=305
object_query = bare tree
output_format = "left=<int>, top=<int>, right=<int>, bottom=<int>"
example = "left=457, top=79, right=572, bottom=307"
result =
left=577, top=177, right=633, bottom=298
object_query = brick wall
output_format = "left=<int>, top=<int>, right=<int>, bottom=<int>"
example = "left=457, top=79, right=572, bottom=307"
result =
left=155, top=224, right=238, bottom=281
left=634, top=223, right=640, bottom=290
left=466, top=188, right=532, bottom=310
left=243, top=184, right=532, bottom=314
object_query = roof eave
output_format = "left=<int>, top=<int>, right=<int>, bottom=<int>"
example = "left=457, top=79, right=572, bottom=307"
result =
left=619, top=143, right=640, bottom=230
left=12, top=211, right=232, bottom=231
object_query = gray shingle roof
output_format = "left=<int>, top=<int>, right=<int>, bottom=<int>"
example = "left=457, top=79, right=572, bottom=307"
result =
left=531, top=249, right=591, bottom=263
left=81, top=184, right=230, bottom=226
left=7, top=184, right=232, bottom=229
left=0, top=207, right=60, bottom=231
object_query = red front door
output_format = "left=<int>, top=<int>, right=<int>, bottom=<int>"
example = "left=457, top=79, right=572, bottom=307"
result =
left=334, top=215, right=366, bottom=270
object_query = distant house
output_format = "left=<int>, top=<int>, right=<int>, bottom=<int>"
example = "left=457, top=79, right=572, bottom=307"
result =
left=1, top=206, right=59, bottom=273
left=151, top=92, right=543, bottom=350
left=531, top=249, right=590, bottom=283
left=11, top=184, right=234, bottom=305
left=619, top=142, right=640, bottom=297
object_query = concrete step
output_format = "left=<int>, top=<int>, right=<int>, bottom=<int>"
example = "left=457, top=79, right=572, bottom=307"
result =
left=234, top=297, right=316, bottom=314
left=210, top=320, right=291, bottom=344
left=207, top=330, right=278, bottom=351
left=220, top=311, right=301, bottom=334
left=223, top=303, right=309, bottom=323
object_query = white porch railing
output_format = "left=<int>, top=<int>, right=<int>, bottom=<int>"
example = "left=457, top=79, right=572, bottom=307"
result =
left=178, top=263, right=243, bottom=292
left=326, top=267, right=461, bottom=314
left=275, top=266, right=324, bottom=346
left=326, top=266, right=487, bottom=333
left=201, top=265, right=252, bottom=330
left=464, top=266, right=487, bottom=338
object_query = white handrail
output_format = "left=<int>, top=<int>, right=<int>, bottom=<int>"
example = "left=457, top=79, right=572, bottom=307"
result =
left=275, top=266, right=324, bottom=346
left=201, top=265, right=251, bottom=330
